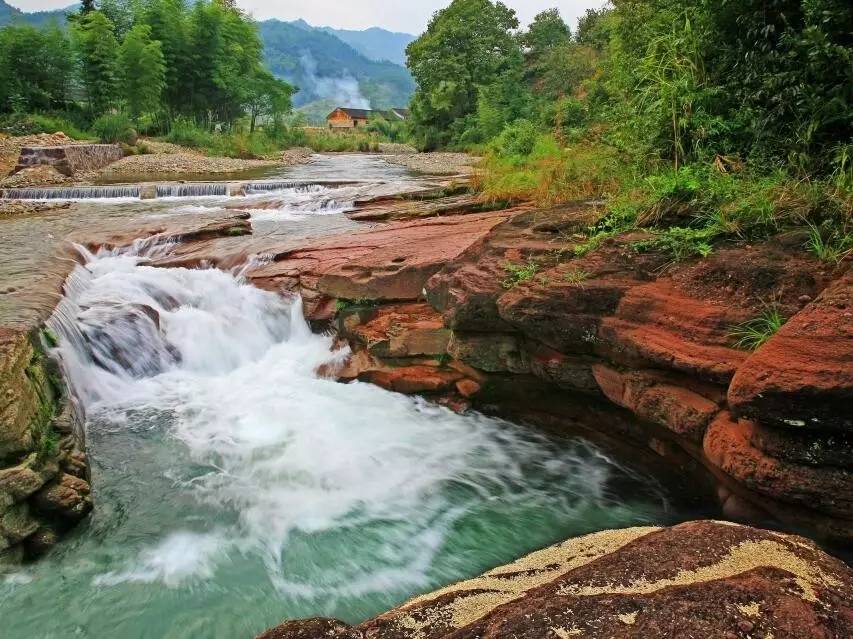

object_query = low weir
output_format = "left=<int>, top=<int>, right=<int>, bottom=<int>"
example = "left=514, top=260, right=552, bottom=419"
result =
left=155, top=183, right=228, bottom=198
left=0, top=179, right=362, bottom=201
left=1, top=185, right=142, bottom=200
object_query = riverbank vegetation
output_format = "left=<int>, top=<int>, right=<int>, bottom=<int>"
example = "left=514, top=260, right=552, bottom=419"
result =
left=406, top=0, right=852, bottom=262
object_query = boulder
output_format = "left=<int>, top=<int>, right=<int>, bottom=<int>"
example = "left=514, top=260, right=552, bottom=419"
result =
left=728, top=273, right=853, bottom=431
left=259, top=521, right=853, bottom=639
left=32, top=472, right=92, bottom=522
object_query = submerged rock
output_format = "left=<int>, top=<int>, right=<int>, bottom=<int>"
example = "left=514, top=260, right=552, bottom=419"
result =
left=259, top=521, right=852, bottom=639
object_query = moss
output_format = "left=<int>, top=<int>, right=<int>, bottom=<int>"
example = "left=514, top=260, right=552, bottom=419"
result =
left=22, top=334, right=62, bottom=467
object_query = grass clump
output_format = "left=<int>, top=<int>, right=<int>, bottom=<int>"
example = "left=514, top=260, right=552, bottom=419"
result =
left=806, top=222, right=852, bottom=264
left=502, top=260, right=540, bottom=289
left=728, top=305, right=786, bottom=351
left=562, top=269, right=591, bottom=285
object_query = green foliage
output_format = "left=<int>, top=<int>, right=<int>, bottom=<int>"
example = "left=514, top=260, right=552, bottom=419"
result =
left=633, top=226, right=717, bottom=261
left=334, top=298, right=379, bottom=314
left=406, top=0, right=521, bottom=149
left=118, top=23, right=166, bottom=122
left=164, top=117, right=215, bottom=148
left=806, top=222, right=853, bottom=264
left=92, top=112, right=136, bottom=144
left=501, top=260, right=540, bottom=289
left=728, top=305, right=786, bottom=351
left=0, top=2, right=295, bottom=137
left=0, top=24, right=73, bottom=113
left=491, top=119, right=539, bottom=159
left=0, top=113, right=88, bottom=139
left=72, top=10, right=121, bottom=114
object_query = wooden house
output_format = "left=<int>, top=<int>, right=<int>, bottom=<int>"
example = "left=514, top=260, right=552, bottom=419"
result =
left=326, top=107, right=411, bottom=129
left=327, top=108, right=373, bottom=129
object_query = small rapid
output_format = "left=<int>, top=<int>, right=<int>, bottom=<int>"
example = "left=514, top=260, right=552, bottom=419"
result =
left=1, top=155, right=697, bottom=639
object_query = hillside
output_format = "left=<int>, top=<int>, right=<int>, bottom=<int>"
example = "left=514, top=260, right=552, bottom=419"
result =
left=0, top=0, right=72, bottom=27
left=259, top=19, right=415, bottom=111
left=318, top=25, right=415, bottom=65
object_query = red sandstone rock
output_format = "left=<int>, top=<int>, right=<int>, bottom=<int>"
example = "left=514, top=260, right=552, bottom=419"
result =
left=340, top=303, right=450, bottom=358
left=728, top=273, right=853, bottom=431
left=593, top=365, right=723, bottom=442
left=260, top=521, right=853, bottom=639
left=246, top=211, right=511, bottom=320
left=455, top=379, right=481, bottom=398
left=363, top=366, right=465, bottom=395
left=32, top=472, right=92, bottom=522
left=704, top=412, right=853, bottom=519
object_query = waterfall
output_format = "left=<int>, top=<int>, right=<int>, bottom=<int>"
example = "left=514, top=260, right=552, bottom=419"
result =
left=43, top=242, right=668, bottom=600
left=155, top=183, right=228, bottom=198
left=1, top=186, right=141, bottom=200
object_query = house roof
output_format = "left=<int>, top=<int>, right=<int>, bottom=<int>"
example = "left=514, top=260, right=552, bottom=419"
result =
left=327, top=107, right=411, bottom=121
left=330, top=108, right=373, bottom=120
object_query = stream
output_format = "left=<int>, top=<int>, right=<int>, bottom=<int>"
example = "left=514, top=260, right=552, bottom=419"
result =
left=1, top=155, right=708, bottom=638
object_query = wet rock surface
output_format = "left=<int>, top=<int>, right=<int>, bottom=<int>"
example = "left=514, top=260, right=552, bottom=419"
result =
left=259, top=521, right=852, bottom=639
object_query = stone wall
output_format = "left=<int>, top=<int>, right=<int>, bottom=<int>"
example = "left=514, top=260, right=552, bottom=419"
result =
left=0, top=328, right=91, bottom=561
left=13, top=144, right=123, bottom=177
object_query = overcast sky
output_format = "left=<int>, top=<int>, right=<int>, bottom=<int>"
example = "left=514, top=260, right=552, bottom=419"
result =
left=13, top=1, right=606, bottom=34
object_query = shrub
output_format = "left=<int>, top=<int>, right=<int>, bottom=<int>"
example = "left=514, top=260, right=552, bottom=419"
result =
left=165, top=117, right=215, bottom=149
left=492, top=119, right=539, bottom=159
left=92, top=112, right=137, bottom=144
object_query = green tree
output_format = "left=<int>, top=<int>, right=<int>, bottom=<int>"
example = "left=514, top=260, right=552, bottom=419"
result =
left=406, top=0, right=521, bottom=148
left=522, top=9, right=571, bottom=56
left=245, top=69, right=294, bottom=132
left=143, top=0, right=189, bottom=118
left=118, top=23, right=167, bottom=121
left=72, top=11, right=120, bottom=114
left=0, top=25, right=74, bottom=113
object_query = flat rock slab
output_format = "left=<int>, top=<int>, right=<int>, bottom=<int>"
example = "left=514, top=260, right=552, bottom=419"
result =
left=259, top=520, right=852, bottom=639
left=246, top=210, right=514, bottom=320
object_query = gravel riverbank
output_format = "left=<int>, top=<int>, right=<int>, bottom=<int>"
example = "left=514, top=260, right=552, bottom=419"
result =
left=384, top=152, right=480, bottom=175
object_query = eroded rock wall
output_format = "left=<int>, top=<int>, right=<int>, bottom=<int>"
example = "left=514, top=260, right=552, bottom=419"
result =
left=0, top=328, right=91, bottom=560
left=260, top=203, right=852, bottom=543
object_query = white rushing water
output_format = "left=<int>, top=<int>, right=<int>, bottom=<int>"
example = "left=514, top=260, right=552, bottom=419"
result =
left=42, top=243, right=666, bottom=598
left=3, top=161, right=682, bottom=638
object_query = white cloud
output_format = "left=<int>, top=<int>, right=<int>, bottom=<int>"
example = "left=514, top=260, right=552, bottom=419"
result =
left=11, top=0, right=606, bottom=35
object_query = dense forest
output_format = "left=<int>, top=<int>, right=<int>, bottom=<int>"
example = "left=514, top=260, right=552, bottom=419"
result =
left=0, top=0, right=293, bottom=136
left=404, top=0, right=851, bottom=262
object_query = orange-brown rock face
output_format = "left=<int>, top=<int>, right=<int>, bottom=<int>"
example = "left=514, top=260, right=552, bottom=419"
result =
left=310, top=204, right=849, bottom=539
left=728, top=273, right=853, bottom=431
left=246, top=210, right=513, bottom=321
left=259, top=521, right=853, bottom=639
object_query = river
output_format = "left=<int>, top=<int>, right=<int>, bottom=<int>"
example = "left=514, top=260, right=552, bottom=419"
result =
left=1, top=155, right=707, bottom=638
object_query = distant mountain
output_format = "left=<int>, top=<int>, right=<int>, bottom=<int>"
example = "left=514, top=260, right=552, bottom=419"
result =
left=0, top=1, right=73, bottom=27
left=318, top=26, right=415, bottom=66
left=259, top=20, right=414, bottom=112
